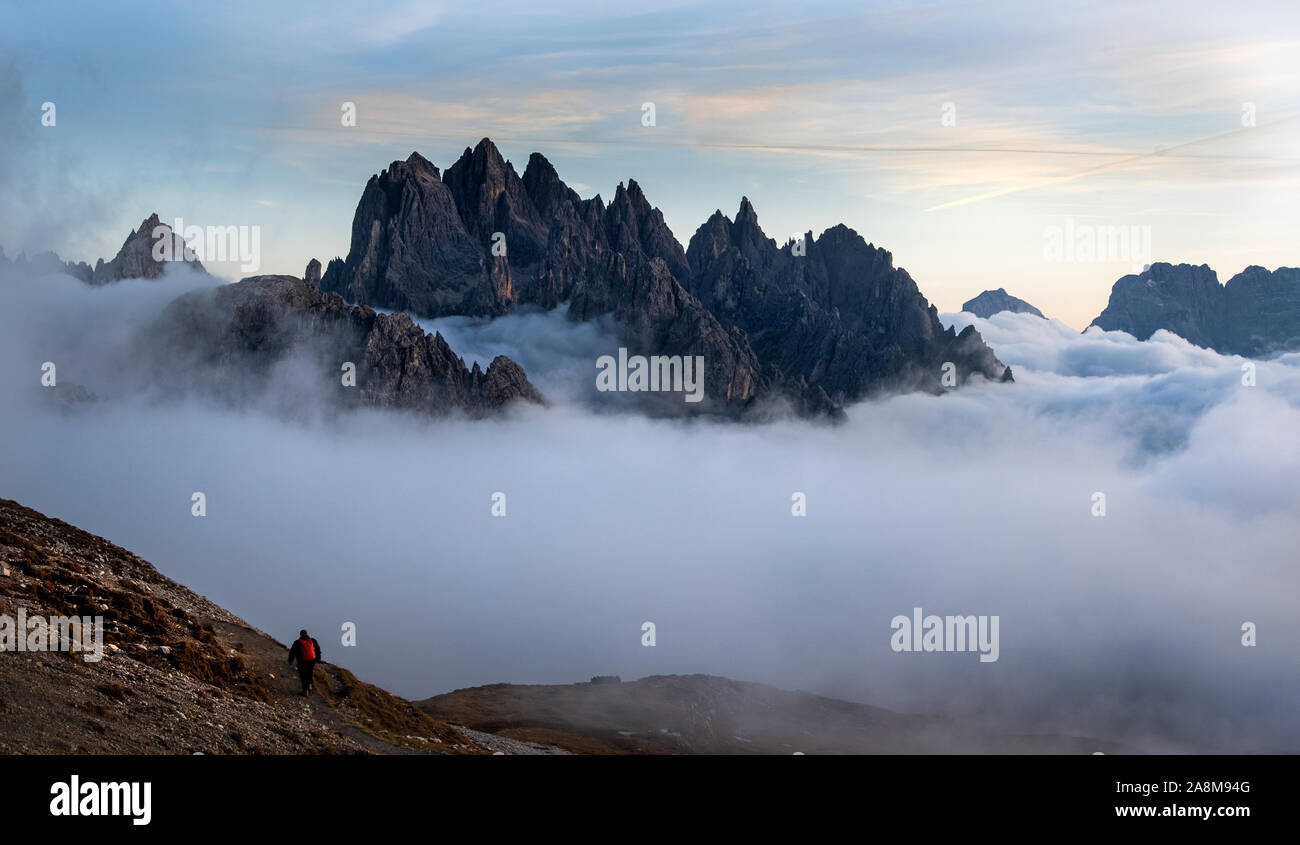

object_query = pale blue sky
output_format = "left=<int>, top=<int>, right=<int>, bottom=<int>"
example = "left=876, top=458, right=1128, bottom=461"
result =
left=2, top=0, right=1297, bottom=326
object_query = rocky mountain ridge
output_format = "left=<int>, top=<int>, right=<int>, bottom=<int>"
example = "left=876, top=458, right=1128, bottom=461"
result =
left=138, top=271, right=543, bottom=417
left=1090, top=262, right=1300, bottom=356
left=320, top=138, right=1013, bottom=415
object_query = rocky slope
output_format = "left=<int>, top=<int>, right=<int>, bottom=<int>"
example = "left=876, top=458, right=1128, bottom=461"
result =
left=961, top=288, right=1045, bottom=319
left=420, top=674, right=1133, bottom=754
left=1090, top=262, right=1300, bottom=356
left=319, top=139, right=1011, bottom=415
left=0, top=497, right=485, bottom=754
left=137, top=271, right=542, bottom=417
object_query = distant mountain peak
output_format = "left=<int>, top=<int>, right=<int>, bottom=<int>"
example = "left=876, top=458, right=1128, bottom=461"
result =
left=1090, top=262, right=1300, bottom=356
left=962, top=288, right=1045, bottom=319
left=37, top=212, right=209, bottom=286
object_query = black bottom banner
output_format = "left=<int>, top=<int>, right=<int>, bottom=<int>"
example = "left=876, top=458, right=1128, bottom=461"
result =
left=7, top=754, right=1283, bottom=832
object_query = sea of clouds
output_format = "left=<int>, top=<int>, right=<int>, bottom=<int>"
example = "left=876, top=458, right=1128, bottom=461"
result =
left=2, top=269, right=1297, bottom=751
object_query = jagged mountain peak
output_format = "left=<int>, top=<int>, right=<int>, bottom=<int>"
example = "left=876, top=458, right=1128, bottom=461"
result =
left=133, top=212, right=164, bottom=236
left=815, top=222, right=876, bottom=252
left=610, top=179, right=653, bottom=211
left=521, top=151, right=560, bottom=194
left=442, top=137, right=548, bottom=285
left=732, top=198, right=765, bottom=240
left=403, top=150, right=440, bottom=176
left=449, top=137, right=512, bottom=181
left=75, top=212, right=208, bottom=286
left=473, top=136, right=504, bottom=160
left=377, top=152, right=440, bottom=182
left=696, top=208, right=731, bottom=239
left=522, top=151, right=582, bottom=218
left=625, top=178, right=650, bottom=205
left=601, top=178, right=689, bottom=280
left=524, top=150, right=558, bottom=178
left=320, top=150, right=498, bottom=316
left=444, top=138, right=532, bottom=210
left=314, top=140, right=1010, bottom=416
left=735, top=195, right=757, bottom=223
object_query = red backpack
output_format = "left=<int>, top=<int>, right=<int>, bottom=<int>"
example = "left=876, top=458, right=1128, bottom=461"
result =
left=299, top=638, right=316, bottom=661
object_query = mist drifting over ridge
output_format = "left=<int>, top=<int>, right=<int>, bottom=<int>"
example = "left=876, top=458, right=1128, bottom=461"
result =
left=2, top=268, right=1298, bottom=752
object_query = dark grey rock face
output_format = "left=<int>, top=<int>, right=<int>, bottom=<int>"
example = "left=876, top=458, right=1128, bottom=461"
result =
left=140, top=274, right=542, bottom=417
left=441, top=140, right=549, bottom=296
left=315, top=138, right=1011, bottom=415
left=683, top=208, right=1010, bottom=401
left=1090, top=263, right=1300, bottom=356
left=1090, top=263, right=1226, bottom=348
left=319, top=152, right=507, bottom=318
left=568, top=252, right=763, bottom=405
left=1222, top=265, right=1300, bottom=356
left=961, top=288, right=1045, bottom=319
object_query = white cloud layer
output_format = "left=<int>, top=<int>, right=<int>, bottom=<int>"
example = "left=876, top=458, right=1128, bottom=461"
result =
left=2, top=273, right=1297, bottom=751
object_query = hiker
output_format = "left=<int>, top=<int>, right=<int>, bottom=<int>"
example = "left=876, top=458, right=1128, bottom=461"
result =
left=287, top=629, right=322, bottom=696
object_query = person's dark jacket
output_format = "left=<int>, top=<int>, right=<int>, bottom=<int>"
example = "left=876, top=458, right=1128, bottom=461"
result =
left=288, top=637, right=322, bottom=666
